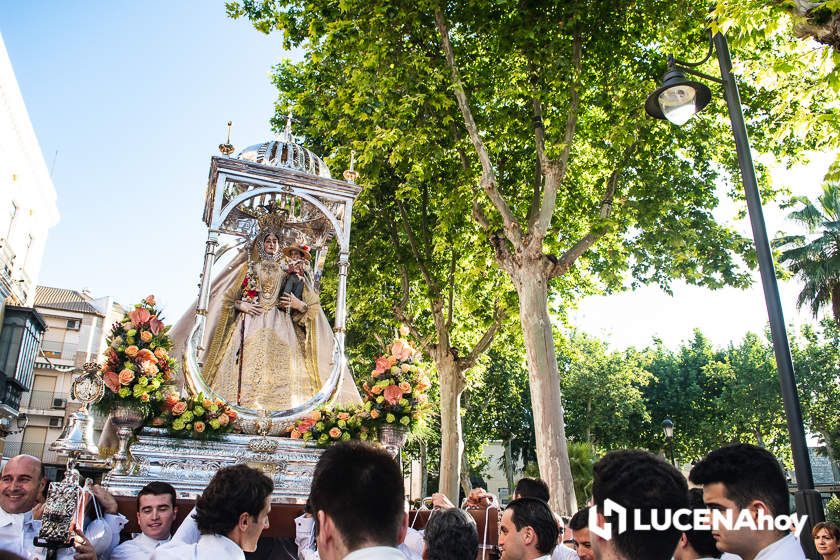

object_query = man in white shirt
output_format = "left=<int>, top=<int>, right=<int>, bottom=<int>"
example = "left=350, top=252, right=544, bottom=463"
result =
left=151, top=464, right=273, bottom=560
left=111, top=482, right=178, bottom=560
left=309, top=441, right=408, bottom=560
left=422, top=507, right=477, bottom=560
left=498, top=497, right=558, bottom=560
left=0, top=454, right=126, bottom=560
left=568, top=509, right=593, bottom=560
left=689, top=443, right=806, bottom=560
left=509, top=477, right=577, bottom=560
left=589, top=450, right=689, bottom=560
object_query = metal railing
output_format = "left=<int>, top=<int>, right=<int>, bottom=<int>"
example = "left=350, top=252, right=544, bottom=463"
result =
left=21, top=390, right=68, bottom=410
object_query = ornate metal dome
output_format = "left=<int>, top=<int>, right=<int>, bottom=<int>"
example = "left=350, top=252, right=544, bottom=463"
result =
left=235, top=115, right=331, bottom=178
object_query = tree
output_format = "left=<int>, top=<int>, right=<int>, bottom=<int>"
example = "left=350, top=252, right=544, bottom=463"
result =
left=776, top=180, right=840, bottom=327
left=228, top=0, right=835, bottom=513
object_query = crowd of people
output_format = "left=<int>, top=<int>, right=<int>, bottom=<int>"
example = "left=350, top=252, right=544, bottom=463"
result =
left=1, top=441, right=838, bottom=560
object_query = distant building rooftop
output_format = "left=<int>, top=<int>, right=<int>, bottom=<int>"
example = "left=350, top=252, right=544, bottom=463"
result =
left=34, top=286, right=104, bottom=317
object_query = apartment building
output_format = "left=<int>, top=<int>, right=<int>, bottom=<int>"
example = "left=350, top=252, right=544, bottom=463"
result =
left=3, top=287, right=122, bottom=469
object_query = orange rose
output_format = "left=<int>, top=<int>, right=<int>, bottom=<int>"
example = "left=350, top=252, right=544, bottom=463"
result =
left=290, top=429, right=302, bottom=439
left=337, top=412, right=350, bottom=421
left=374, top=356, right=390, bottom=373
left=172, top=401, right=187, bottom=416
left=118, top=369, right=135, bottom=385
left=140, top=331, right=153, bottom=343
left=194, top=421, right=206, bottom=433
left=135, top=348, right=157, bottom=363
left=227, top=410, right=237, bottom=420
left=164, top=392, right=180, bottom=407
left=141, top=361, right=159, bottom=376
left=218, top=413, right=230, bottom=426
left=154, top=347, right=168, bottom=360
left=125, top=345, right=139, bottom=358
left=371, top=385, right=384, bottom=395
left=140, top=393, right=150, bottom=402
left=307, top=411, right=322, bottom=421
left=398, top=382, right=411, bottom=393
left=329, top=427, right=341, bottom=439
left=370, top=409, right=381, bottom=419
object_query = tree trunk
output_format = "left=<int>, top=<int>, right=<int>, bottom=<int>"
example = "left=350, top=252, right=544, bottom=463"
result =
left=504, top=436, right=515, bottom=495
left=831, top=282, right=840, bottom=329
left=437, top=352, right=466, bottom=504
left=460, top=448, right=473, bottom=498
left=420, top=439, right=428, bottom=499
left=515, top=269, right=578, bottom=515
left=754, top=426, right=766, bottom=448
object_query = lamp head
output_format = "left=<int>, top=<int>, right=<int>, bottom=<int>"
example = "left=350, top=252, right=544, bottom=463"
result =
left=661, top=418, right=674, bottom=439
left=645, top=65, right=711, bottom=125
left=16, top=413, right=28, bottom=431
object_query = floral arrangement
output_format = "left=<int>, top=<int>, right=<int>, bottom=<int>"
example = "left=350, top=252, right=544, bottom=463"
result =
left=290, top=328, right=432, bottom=447
left=360, top=327, right=432, bottom=431
left=241, top=267, right=259, bottom=304
left=151, top=392, right=238, bottom=438
left=290, top=406, right=373, bottom=445
left=95, top=295, right=177, bottom=416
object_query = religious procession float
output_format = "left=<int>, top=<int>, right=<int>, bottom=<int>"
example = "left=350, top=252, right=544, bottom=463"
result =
left=36, top=119, right=436, bottom=548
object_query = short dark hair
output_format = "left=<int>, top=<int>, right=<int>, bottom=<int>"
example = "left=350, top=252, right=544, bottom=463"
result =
left=137, top=481, right=177, bottom=510
left=689, top=443, right=789, bottom=518
left=514, top=477, right=550, bottom=502
left=309, top=441, right=404, bottom=550
left=194, top=465, right=273, bottom=536
left=684, top=488, right=720, bottom=558
left=592, top=450, right=688, bottom=560
left=424, top=508, right=478, bottom=560
left=568, top=508, right=589, bottom=531
left=505, top=497, right=559, bottom=554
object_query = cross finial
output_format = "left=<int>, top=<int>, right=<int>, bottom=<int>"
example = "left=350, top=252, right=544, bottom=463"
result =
left=282, top=110, right=293, bottom=142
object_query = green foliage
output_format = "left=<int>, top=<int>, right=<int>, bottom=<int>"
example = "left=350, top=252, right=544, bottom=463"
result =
left=827, top=494, right=840, bottom=525
left=567, top=442, right=599, bottom=509
left=775, top=180, right=840, bottom=326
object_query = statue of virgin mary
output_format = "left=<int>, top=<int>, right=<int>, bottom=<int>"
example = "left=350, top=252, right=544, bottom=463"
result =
left=176, top=211, right=361, bottom=411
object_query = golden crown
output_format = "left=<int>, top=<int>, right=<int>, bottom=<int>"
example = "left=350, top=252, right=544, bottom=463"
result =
left=257, top=209, right=289, bottom=234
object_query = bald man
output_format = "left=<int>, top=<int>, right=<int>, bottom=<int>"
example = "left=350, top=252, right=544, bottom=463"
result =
left=0, top=454, right=126, bottom=559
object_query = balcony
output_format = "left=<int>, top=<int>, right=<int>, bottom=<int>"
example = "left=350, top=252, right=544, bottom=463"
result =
left=3, top=439, right=65, bottom=465
left=20, top=390, right=68, bottom=411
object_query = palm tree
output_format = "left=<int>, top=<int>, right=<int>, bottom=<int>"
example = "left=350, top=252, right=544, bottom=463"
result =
left=775, top=180, right=840, bottom=327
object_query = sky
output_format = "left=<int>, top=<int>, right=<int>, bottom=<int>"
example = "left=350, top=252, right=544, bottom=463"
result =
left=1, top=2, right=835, bottom=351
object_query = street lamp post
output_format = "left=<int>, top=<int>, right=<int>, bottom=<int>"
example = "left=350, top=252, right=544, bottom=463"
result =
left=645, top=30, right=825, bottom=556
left=662, top=418, right=675, bottom=467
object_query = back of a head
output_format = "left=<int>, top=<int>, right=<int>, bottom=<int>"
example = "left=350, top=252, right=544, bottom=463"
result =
left=592, top=450, right=688, bottom=560
left=424, top=508, right=478, bottom=560
left=309, top=441, right=404, bottom=550
left=684, top=488, right=721, bottom=558
left=689, top=443, right=789, bottom=518
left=506, top=497, right=559, bottom=555
left=513, top=477, right=550, bottom=502
left=195, top=464, right=274, bottom=536
left=137, top=481, right=177, bottom=509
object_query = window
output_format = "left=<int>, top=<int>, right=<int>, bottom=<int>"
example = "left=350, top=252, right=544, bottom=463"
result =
left=66, top=319, right=81, bottom=330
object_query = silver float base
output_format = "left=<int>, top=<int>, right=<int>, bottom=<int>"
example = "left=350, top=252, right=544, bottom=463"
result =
left=101, top=428, right=323, bottom=503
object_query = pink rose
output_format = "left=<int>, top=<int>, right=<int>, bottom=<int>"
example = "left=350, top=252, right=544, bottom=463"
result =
left=383, top=384, right=403, bottom=405
left=104, top=371, right=120, bottom=393
left=374, top=356, right=390, bottom=374
left=218, top=413, right=230, bottom=426
left=390, top=340, right=412, bottom=361
left=329, top=427, right=341, bottom=439
left=194, top=421, right=205, bottom=433
left=118, top=369, right=135, bottom=385
left=144, top=295, right=156, bottom=306
left=172, top=401, right=187, bottom=416
left=398, top=382, right=411, bottom=393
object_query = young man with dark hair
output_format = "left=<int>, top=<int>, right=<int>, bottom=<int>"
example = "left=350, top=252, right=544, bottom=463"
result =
left=111, top=482, right=178, bottom=560
left=590, top=450, right=688, bottom=560
left=569, top=509, right=593, bottom=560
left=513, top=478, right=551, bottom=503
left=309, top=441, right=407, bottom=560
left=152, top=464, right=273, bottom=560
left=498, top=497, right=559, bottom=560
left=423, top=508, right=478, bottom=560
left=673, top=489, right=721, bottom=560
left=689, top=443, right=805, bottom=560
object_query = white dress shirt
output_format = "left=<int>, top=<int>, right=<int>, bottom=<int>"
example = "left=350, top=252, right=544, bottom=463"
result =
left=0, top=505, right=127, bottom=560
left=151, top=533, right=244, bottom=560
left=551, top=543, right=579, bottom=560
left=343, top=546, right=408, bottom=560
left=110, top=532, right=171, bottom=560
left=753, top=534, right=806, bottom=560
